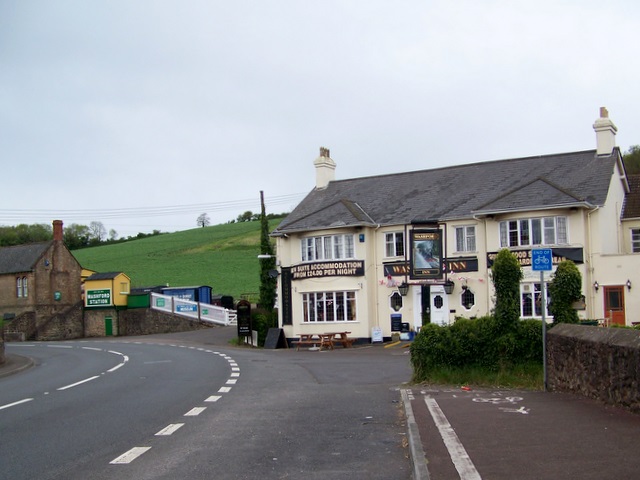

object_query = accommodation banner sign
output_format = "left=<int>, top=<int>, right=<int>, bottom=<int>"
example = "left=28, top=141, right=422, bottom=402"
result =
left=486, top=247, right=584, bottom=268
left=291, top=260, right=364, bottom=280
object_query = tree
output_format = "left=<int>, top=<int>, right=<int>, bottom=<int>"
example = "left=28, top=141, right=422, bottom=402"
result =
left=196, top=213, right=211, bottom=228
left=89, top=221, right=106, bottom=244
left=236, top=211, right=254, bottom=222
left=109, top=229, right=118, bottom=241
left=258, top=192, right=277, bottom=315
left=548, top=260, right=582, bottom=325
left=64, top=223, right=91, bottom=249
left=491, top=249, right=523, bottom=333
left=623, top=145, right=640, bottom=174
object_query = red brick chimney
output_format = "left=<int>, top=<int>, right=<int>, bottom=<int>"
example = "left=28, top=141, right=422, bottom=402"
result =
left=53, top=220, right=63, bottom=241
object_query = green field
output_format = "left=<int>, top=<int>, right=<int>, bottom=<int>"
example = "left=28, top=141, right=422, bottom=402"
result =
left=71, top=219, right=284, bottom=301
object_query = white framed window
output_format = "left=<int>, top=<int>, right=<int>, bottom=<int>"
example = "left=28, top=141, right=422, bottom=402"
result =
left=455, top=226, right=476, bottom=252
left=520, top=282, right=550, bottom=319
left=302, top=291, right=357, bottom=322
left=632, top=228, right=640, bottom=253
left=385, top=232, right=405, bottom=257
left=500, top=216, right=568, bottom=248
left=300, top=234, right=355, bottom=261
left=461, top=288, right=475, bottom=310
left=16, top=277, right=23, bottom=298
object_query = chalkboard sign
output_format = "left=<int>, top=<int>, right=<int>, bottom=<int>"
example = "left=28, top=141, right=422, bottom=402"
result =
left=391, top=314, right=402, bottom=332
left=236, top=300, right=252, bottom=337
left=264, top=328, right=288, bottom=349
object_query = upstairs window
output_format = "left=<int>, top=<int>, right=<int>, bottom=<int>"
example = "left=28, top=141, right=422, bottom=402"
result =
left=500, top=216, right=567, bottom=248
left=632, top=228, right=640, bottom=253
left=385, top=232, right=405, bottom=257
left=455, top=226, right=476, bottom=252
left=301, top=234, right=355, bottom=261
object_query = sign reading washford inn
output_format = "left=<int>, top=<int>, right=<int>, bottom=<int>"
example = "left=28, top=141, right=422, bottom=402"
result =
left=291, top=260, right=364, bottom=280
left=86, top=288, right=112, bottom=307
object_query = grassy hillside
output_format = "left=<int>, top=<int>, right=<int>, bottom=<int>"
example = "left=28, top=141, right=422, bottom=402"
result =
left=71, top=219, right=283, bottom=300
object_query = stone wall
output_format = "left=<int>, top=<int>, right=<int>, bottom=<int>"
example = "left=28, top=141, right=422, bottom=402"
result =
left=0, top=323, right=5, bottom=365
left=120, top=309, right=205, bottom=336
left=547, top=324, right=640, bottom=413
left=36, top=303, right=85, bottom=341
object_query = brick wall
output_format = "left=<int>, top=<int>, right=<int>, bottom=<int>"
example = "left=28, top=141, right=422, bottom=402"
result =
left=547, top=324, right=640, bottom=413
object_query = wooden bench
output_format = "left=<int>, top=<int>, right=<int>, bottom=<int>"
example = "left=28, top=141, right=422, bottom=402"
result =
left=326, top=331, right=355, bottom=348
left=294, top=334, right=322, bottom=351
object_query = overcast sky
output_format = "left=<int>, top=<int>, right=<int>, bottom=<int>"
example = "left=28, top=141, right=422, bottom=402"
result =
left=1, top=1, right=638, bottom=237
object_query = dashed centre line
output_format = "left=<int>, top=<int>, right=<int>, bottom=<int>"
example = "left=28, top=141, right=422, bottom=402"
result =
left=110, top=447, right=151, bottom=464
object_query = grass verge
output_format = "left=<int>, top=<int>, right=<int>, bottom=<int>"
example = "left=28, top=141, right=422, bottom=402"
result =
left=413, top=363, right=544, bottom=390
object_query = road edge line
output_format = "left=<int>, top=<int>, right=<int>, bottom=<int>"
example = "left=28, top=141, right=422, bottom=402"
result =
left=401, top=389, right=431, bottom=480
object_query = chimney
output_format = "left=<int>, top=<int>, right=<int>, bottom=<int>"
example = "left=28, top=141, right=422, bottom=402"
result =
left=53, top=220, right=63, bottom=242
left=313, top=146, right=336, bottom=189
left=593, top=106, right=617, bottom=155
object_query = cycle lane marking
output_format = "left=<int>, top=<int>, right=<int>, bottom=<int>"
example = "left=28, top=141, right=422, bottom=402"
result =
left=424, top=395, right=482, bottom=480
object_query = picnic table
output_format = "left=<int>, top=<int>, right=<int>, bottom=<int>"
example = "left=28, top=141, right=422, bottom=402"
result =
left=294, top=331, right=354, bottom=351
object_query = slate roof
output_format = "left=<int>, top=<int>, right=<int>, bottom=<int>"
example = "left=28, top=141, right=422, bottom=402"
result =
left=86, top=272, right=126, bottom=281
left=273, top=149, right=620, bottom=235
left=622, top=175, right=640, bottom=219
left=0, top=241, right=53, bottom=275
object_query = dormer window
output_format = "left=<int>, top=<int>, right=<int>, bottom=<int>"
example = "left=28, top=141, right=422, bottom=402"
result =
left=499, top=216, right=567, bottom=247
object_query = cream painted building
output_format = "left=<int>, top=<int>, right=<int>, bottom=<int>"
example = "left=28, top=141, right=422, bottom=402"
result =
left=272, top=108, right=636, bottom=343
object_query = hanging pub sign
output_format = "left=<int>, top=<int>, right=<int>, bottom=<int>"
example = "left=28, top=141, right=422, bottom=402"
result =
left=410, top=229, right=443, bottom=279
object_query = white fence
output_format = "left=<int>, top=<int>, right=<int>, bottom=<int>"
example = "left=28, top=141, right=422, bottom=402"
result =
left=150, top=293, right=237, bottom=326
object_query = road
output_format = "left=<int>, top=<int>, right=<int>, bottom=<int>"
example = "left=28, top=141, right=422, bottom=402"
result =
left=1, top=332, right=413, bottom=480
left=406, top=385, right=640, bottom=480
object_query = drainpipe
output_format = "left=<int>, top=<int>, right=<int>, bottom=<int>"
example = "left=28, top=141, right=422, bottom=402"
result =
left=586, top=206, right=600, bottom=317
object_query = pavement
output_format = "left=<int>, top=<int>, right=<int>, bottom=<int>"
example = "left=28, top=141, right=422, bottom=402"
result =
left=4, top=328, right=640, bottom=479
left=0, top=352, right=34, bottom=378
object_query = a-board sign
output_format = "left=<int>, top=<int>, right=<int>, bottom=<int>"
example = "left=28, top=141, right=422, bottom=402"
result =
left=236, top=300, right=252, bottom=337
left=371, top=326, right=383, bottom=343
left=391, top=314, right=402, bottom=332
left=264, top=328, right=288, bottom=349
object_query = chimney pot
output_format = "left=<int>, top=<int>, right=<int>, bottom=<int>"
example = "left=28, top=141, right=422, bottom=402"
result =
left=53, top=220, right=63, bottom=241
left=593, top=107, right=617, bottom=156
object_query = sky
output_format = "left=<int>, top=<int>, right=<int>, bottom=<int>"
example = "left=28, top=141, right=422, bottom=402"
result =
left=1, top=1, right=639, bottom=238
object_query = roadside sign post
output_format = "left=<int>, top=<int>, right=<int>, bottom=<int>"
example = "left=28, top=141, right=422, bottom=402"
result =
left=532, top=248, right=553, bottom=391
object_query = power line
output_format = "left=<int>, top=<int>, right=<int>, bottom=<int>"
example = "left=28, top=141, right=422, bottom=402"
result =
left=0, top=192, right=307, bottom=223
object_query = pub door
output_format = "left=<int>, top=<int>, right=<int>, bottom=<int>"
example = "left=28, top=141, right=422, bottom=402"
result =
left=603, top=285, right=626, bottom=326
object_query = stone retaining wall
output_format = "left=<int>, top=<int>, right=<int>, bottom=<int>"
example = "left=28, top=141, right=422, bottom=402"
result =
left=547, top=323, right=640, bottom=413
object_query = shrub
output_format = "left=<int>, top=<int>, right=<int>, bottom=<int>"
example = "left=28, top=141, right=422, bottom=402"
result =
left=410, top=315, right=543, bottom=383
left=491, top=249, right=523, bottom=334
left=548, top=260, right=582, bottom=324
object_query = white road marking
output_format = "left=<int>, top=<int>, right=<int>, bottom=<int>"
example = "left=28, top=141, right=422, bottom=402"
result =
left=226, top=379, right=237, bottom=385
left=110, top=446, right=151, bottom=464
left=155, top=423, right=185, bottom=436
left=205, top=395, right=222, bottom=402
left=107, top=362, right=126, bottom=373
left=424, top=396, right=482, bottom=480
left=143, top=360, right=173, bottom=364
left=82, top=347, right=103, bottom=351
left=0, top=398, right=34, bottom=411
left=218, top=386, right=232, bottom=393
left=47, top=345, right=73, bottom=349
left=184, top=407, right=206, bottom=416
left=231, top=372, right=240, bottom=377
left=57, top=375, right=100, bottom=391
left=499, top=406, right=530, bottom=415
